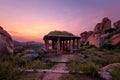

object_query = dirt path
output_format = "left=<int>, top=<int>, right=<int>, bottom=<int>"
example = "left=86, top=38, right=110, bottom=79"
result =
left=42, top=55, right=72, bottom=80
left=22, top=54, right=77, bottom=80
left=42, top=63, right=67, bottom=80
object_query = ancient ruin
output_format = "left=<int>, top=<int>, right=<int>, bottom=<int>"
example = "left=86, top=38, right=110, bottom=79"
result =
left=43, top=35, right=80, bottom=54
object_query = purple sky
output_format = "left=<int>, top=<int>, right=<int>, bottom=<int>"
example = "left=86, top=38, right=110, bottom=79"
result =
left=0, top=0, right=120, bottom=42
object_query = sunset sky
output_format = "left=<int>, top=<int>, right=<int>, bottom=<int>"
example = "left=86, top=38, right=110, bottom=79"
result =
left=0, top=0, right=120, bottom=42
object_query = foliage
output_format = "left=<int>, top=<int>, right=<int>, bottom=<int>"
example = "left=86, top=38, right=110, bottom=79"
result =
left=110, top=66, right=120, bottom=80
left=105, top=28, right=116, bottom=34
left=100, top=42, right=120, bottom=53
left=31, top=59, right=54, bottom=69
left=0, top=55, right=54, bottom=80
left=67, top=59, right=99, bottom=77
left=100, top=43, right=115, bottom=50
left=0, top=60, right=20, bottom=80
left=48, top=30, right=74, bottom=36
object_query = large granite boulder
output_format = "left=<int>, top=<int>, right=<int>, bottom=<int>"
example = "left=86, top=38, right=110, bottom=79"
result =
left=113, top=20, right=120, bottom=30
left=87, top=34, right=104, bottom=48
left=80, top=31, right=93, bottom=43
left=0, top=26, right=13, bottom=55
left=80, top=31, right=93, bottom=41
left=111, top=33, right=120, bottom=45
left=21, top=50, right=39, bottom=60
left=87, top=17, right=111, bottom=47
left=94, top=17, right=111, bottom=34
left=99, top=63, right=120, bottom=80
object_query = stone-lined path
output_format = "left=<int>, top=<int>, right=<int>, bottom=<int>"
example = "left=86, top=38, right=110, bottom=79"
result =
left=42, top=63, right=67, bottom=80
left=42, top=55, right=71, bottom=80
left=23, top=54, right=79, bottom=80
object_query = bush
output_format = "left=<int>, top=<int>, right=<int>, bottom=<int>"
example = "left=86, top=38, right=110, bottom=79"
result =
left=0, top=62, right=20, bottom=80
left=67, top=60, right=99, bottom=77
left=100, top=43, right=114, bottom=50
left=0, top=55, right=54, bottom=80
left=31, top=59, right=54, bottom=69
left=110, top=66, right=120, bottom=80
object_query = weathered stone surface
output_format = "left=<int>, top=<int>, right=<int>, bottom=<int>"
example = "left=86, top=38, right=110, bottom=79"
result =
left=80, top=31, right=93, bottom=42
left=94, top=17, right=111, bottom=34
left=99, top=63, right=120, bottom=80
left=21, top=52, right=39, bottom=60
left=87, top=34, right=104, bottom=48
left=113, top=20, right=120, bottom=29
left=87, top=17, right=111, bottom=47
left=98, top=72, right=112, bottom=80
left=0, top=26, right=13, bottom=55
left=111, top=33, right=120, bottom=45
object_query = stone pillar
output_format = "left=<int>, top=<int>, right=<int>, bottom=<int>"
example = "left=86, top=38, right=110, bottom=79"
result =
left=69, top=40, right=70, bottom=50
left=60, top=40, right=62, bottom=50
left=70, top=39, right=73, bottom=53
left=45, top=39, right=49, bottom=51
left=52, top=40, right=55, bottom=50
left=77, top=39, right=80, bottom=49
left=66, top=40, right=68, bottom=51
left=73, top=39, right=75, bottom=49
left=63, top=40, right=65, bottom=51
left=57, top=38, right=60, bottom=54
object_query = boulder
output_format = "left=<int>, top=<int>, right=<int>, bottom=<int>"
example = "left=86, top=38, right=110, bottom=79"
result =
left=21, top=50, right=39, bottom=60
left=99, top=63, right=120, bottom=80
left=94, top=17, right=111, bottom=34
left=100, top=63, right=120, bottom=72
left=80, top=31, right=93, bottom=42
left=113, top=20, right=120, bottom=29
left=87, top=34, right=104, bottom=48
left=111, top=33, right=120, bottom=45
left=0, top=26, right=13, bottom=55
left=87, top=17, right=111, bottom=47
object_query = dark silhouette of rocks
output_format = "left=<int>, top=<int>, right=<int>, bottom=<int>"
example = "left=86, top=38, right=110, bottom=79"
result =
left=0, top=26, right=13, bottom=55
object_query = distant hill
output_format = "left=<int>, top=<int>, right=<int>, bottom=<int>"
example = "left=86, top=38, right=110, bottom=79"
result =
left=13, top=40, right=43, bottom=48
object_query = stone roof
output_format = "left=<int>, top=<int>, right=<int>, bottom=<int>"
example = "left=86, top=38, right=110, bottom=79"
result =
left=43, top=34, right=80, bottom=40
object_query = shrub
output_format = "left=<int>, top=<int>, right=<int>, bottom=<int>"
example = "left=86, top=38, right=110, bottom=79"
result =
left=0, top=62, right=20, bottom=80
left=0, top=55, right=54, bottom=80
left=31, top=59, right=53, bottom=69
left=92, top=58, right=108, bottom=67
left=100, top=43, right=114, bottom=50
left=67, top=60, right=99, bottom=77
left=110, top=66, right=120, bottom=80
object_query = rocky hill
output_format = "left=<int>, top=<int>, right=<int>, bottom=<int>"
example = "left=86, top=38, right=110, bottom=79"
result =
left=0, top=26, right=13, bottom=55
left=80, top=17, right=120, bottom=48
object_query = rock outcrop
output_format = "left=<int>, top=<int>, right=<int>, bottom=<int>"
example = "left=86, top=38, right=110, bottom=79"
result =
left=87, top=34, right=104, bottom=48
left=94, top=17, right=111, bottom=34
left=0, top=26, right=13, bottom=55
left=80, top=31, right=93, bottom=45
left=111, top=33, right=120, bottom=45
left=99, top=63, right=120, bottom=80
left=113, top=20, right=120, bottom=29
left=87, top=17, right=111, bottom=47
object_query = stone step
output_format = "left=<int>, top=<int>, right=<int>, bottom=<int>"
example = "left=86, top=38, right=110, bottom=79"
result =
left=24, top=69, right=84, bottom=74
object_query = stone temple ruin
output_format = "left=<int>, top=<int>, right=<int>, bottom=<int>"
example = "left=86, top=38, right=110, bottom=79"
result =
left=43, top=34, right=80, bottom=54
